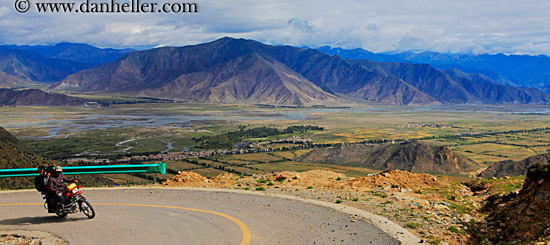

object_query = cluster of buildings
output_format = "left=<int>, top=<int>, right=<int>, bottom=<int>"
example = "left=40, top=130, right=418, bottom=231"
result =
left=398, top=123, right=451, bottom=128
left=65, top=158, right=114, bottom=165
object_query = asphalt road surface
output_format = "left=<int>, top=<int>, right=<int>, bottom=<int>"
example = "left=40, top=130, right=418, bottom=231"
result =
left=1, top=188, right=402, bottom=244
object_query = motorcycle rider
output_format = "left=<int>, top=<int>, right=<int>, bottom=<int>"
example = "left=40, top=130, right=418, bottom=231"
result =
left=34, top=165, right=53, bottom=212
left=34, top=165, right=47, bottom=192
left=46, top=166, right=77, bottom=209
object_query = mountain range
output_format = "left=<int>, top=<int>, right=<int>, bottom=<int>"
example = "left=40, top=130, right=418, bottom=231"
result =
left=318, top=46, right=550, bottom=90
left=5, top=42, right=134, bottom=67
left=0, top=38, right=549, bottom=106
left=51, top=37, right=550, bottom=106
left=0, top=43, right=131, bottom=83
left=0, top=46, right=91, bottom=82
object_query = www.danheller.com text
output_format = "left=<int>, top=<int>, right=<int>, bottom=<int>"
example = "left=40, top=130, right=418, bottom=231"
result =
left=30, top=0, right=198, bottom=13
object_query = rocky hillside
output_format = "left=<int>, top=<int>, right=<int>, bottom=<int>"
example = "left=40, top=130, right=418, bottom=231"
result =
left=297, top=141, right=480, bottom=174
left=0, top=127, right=28, bottom=152
left=0, top=71, right=22, bottom=88
left=53, top=37, right=550, bottom=106
left=478, top=152, right=550, bottom=178
left=0, top=127, right=54, bottom=189
left=165, top=169, right=443, bottom=191
left=479, top=161, right=550, bottom=242
left=0, top=88, right=85, bottom=106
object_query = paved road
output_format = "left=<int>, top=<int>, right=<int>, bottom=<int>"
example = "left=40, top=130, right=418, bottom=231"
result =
left=0, top=188, right=401, bottom=244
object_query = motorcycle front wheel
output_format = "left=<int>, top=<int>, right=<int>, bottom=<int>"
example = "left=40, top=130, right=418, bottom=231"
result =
left=79, top=200, right=95, bottom=219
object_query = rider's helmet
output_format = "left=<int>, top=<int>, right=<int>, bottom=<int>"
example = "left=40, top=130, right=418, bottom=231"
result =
left=55, top=166, right=62, bottom=172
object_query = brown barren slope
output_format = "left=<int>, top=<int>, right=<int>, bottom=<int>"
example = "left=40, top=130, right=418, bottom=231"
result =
left=297, top=141, right=481, bottom=174
left=479, top=152, right=550, bottom=178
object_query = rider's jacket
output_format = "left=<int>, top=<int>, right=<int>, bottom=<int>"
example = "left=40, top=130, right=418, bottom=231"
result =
left=34, top=175, right=48, bottom=193
left=46, top=173, right=75, bottom=194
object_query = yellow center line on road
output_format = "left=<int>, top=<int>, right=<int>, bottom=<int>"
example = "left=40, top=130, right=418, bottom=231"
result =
left=96, top=203, right=251, bottom=245
left=0, top=203, right=251, bottom=245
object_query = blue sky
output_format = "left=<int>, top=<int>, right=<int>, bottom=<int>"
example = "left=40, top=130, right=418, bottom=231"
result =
left=1, top=0, right=550, bottom=55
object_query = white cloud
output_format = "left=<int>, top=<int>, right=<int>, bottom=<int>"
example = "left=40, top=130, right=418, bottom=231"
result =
left=1, top=0, right=550, bottom=55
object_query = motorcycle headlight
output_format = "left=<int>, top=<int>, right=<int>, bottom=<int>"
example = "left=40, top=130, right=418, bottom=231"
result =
left=72, top=187, right=79, bottom=194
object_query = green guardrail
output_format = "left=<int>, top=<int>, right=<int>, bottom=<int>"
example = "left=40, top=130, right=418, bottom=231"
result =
left=0, top=162, right=166, bottom=178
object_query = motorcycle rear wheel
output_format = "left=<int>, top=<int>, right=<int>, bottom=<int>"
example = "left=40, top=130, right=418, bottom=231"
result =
left=79, top=200, right=95, bottom=219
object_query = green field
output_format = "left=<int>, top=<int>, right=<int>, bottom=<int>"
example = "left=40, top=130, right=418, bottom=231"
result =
left=3, top=103, right=550, bottom=171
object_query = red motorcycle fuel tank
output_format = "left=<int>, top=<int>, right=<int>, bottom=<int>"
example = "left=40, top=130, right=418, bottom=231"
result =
left=67, top=183, right=77, bottom=192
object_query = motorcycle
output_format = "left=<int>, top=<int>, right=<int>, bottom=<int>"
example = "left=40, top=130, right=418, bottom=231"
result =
left=44, top=181, right=95, bottom=219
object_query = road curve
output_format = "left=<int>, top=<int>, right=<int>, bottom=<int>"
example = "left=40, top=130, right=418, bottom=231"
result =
left=0, top=188, right=408, bottom=244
